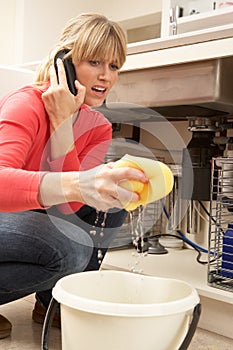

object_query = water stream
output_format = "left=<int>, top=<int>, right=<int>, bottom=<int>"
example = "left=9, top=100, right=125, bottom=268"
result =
left=89, top=207, right=147, bottom=271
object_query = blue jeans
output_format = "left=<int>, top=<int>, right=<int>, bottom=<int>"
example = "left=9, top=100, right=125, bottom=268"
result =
left=0, top=206, right=127, bottom=308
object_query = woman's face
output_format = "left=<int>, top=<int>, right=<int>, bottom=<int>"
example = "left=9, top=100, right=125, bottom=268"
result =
left=75, top=58, right=119, bottom=107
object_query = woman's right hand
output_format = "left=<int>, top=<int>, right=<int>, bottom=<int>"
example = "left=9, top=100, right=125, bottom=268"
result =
left=38, top=162, right=148, bottom=212
left=76, top=162, right=148, bottom=211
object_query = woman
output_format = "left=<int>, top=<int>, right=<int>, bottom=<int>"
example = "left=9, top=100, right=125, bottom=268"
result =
left=0, top=13, right=147, bottom=338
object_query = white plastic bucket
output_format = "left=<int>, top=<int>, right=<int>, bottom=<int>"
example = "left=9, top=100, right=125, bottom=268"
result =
left=51, top=270, right=200, bottom=350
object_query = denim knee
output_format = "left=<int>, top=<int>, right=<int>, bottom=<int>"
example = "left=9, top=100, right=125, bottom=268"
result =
left=58, top=240, right=94, bottom=277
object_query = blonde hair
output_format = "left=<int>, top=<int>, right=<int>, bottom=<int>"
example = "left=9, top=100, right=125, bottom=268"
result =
left=35, top=13, right=127, bottom=84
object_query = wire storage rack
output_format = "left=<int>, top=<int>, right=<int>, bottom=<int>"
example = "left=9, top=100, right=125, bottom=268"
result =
left=208, top=157, right=233, bottom=292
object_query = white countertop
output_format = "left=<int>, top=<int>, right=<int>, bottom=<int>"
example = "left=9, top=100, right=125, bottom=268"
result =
left=103, top=247, right=233, bottom=305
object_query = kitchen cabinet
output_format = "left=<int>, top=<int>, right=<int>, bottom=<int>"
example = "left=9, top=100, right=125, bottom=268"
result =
left=124, top=34, right=233, bottom=72
left=119, top=0, right=233, bottom=44
left=104, top=2, right=233, bottom=342
left=161, top=0, right=233, bottom=37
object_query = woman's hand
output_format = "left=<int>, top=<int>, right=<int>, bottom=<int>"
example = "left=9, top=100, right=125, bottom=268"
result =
left=42, top=59, right=86, bottom=132
left=42, top=59, right=86, bottom=159
left=38, top=162, right=148, bottom=212
left=76, top=162, right=148, bottom=211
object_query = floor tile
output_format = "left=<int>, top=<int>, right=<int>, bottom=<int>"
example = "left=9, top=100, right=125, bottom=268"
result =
left=0, top=296, right=61, bottom=350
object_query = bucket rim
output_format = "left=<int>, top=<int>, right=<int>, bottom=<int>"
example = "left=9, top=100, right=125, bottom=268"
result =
left=52, top=270, right=200, bottom=317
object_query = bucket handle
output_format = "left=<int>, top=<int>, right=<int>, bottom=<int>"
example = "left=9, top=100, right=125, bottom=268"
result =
left=178, top=303, right=202, bottom=350
left=41, top=299, right=201, bottom=350
left=41, top=297, right=59, bottom=350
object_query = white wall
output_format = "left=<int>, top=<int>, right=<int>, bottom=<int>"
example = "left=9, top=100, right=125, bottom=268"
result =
left=20, top=0, right=81, bottom=63
left=74, top=0, right=162, bottom=22
left=0, top=0, right=162, bottom=66
left=0, top=0, right=17, bottom=65
left=0, top=65, right=34, bottom=97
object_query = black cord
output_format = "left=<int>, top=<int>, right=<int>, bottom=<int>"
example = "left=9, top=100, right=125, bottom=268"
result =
left=198, top=201, right=216, bottom=223
left=198, top=200, right=225, bottom=235
left=149, top=233, right=210, bottom=265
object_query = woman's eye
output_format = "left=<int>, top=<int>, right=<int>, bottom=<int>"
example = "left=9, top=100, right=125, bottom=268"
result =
left=89, top=60, right=99, bottom=66
left=110, top=64, right=119, bottom=71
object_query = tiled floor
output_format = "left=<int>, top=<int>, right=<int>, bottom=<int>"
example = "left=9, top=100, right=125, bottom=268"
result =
left=0, top=295, right=61, bottom=350
left=1, top=294, right=233, bottom=349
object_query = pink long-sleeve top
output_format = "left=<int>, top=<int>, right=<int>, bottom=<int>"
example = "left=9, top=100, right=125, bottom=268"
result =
left=0, top=85, right=112, bottom=214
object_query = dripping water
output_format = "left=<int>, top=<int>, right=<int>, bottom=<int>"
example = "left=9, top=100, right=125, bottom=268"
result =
left=89, top=206, right=148, bottom=271
left=89, top=210, right=108, bottom=266
left=129, top=205, right=148, bottom=273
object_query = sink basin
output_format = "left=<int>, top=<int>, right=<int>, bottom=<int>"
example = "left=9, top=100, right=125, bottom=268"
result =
left=106, top=57, right=233, bottom=120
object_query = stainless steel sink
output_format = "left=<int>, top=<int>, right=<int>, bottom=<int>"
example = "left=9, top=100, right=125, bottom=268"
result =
left=106, top=57, right=233, bottom=120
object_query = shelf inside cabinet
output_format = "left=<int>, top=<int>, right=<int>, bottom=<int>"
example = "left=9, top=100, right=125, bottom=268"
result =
left=176, top=6, right=233, bottom=34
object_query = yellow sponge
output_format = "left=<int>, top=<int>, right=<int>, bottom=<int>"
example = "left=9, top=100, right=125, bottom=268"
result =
left=114, top=154, right=174, bottom=211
